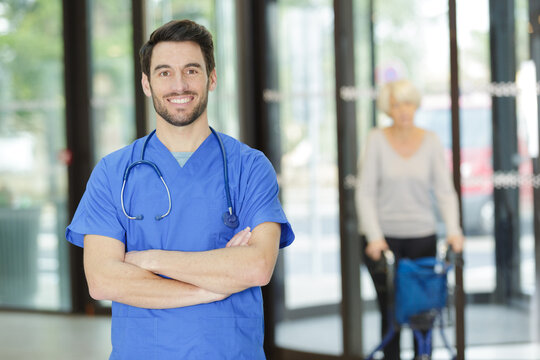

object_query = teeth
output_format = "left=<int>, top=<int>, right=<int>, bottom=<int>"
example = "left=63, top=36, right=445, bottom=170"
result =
left=170, top=97, right=191, bottom=104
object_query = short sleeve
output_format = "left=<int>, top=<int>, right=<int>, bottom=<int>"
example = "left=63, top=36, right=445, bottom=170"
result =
left=65, top=158, right=126, bottom=247
left=238, top=152, right=294, bottom=249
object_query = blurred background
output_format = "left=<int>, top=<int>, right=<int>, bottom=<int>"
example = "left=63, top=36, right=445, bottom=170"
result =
left=0, top=0, right=539, bottom=359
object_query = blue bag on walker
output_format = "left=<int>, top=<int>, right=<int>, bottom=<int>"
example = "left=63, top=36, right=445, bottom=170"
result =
left=395, top=257, right=450, bottom=325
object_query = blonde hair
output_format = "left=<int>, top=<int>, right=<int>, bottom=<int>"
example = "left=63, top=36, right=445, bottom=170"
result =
left=377, top=79, right=421, bottom=115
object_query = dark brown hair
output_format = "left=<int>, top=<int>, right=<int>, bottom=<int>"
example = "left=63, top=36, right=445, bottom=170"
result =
left=140, top=19, right=215, bottom=77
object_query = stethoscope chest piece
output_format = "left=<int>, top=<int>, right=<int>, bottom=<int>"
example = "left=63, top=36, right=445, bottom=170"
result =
left=223, top=210, right=239, bottom=229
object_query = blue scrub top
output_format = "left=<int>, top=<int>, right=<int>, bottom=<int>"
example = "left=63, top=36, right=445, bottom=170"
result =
left=66, top=130, right=294, bottom=360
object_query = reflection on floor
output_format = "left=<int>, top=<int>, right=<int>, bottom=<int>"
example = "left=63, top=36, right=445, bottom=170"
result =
left=0, top=307, right=539, bottom=360
left=0, top=311, right=111, bottom=360
left=276, top=303, right=540, bottom=359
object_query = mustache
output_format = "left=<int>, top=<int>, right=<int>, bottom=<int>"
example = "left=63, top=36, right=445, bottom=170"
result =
left=164, top=91, right=197, bottom=97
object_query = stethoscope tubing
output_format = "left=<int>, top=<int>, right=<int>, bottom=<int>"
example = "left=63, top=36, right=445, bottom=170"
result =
left=210, top=127, right=233, bottom=216
left=120, top=160, right=171, bottom=220
left=121, top=127, right=236, bottom=227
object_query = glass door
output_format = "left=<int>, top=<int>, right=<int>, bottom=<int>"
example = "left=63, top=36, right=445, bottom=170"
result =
left=271, top=0, right=343, bottom=355
left=354, top=0, right=454, bottom=357
left=352, top=0, right=539, bottom=357
left=89, top=0, right=137, bottom=162
left=0, top=0, right=70, bottom=311
left=457, top=0, right=538, bottom=351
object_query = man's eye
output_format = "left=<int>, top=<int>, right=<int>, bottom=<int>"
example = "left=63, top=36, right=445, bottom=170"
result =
left=186, top=69, right=198, bottom=75
left=159, top=71, right=170, bottom=77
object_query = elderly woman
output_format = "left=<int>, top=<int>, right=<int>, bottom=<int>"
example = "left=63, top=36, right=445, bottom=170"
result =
left=356, top=79, right=464, bottom=360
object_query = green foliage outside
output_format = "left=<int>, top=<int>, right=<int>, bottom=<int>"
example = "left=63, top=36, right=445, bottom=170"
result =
left=0, top=0, right=62, bottom=102
left=0, top=0, right=65, bottom=205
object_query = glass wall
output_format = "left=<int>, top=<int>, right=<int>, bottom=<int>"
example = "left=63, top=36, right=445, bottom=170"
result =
left=354, top=1, right=454, bottom=355
left=145, top=0, right=239, bottom=137
left=456, top=0, right=537, bottom=349
left=272, top=0, right=342, bottom=355
left=456, top=0, right=495, bottom=299
left=90, top=0, right=136, bottom=162
left=0, top=0, right=70, bottom=311
left=514, top=0, right=536, bottom=305
left=350, top=0, right=539, bottom=358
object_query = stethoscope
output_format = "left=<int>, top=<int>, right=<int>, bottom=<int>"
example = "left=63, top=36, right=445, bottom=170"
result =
left=120, top=127, right=239, bottom=229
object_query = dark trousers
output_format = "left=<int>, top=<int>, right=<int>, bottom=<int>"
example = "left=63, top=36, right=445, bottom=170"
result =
left=362, top=234, right=437, bottom=360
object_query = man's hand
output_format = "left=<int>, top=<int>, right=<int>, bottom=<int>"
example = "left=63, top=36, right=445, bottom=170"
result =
left=124, top=227, right=254, bottom=270
left=226, top=227, right=251, bottom=247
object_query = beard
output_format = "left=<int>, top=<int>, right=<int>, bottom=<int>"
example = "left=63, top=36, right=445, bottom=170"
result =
left=150, top=83, right=209, bottom=127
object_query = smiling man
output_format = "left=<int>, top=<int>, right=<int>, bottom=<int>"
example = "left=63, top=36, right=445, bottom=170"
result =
left=144, top=41, right=212, bottom=129
left=66, top=19, right=294, bottom=360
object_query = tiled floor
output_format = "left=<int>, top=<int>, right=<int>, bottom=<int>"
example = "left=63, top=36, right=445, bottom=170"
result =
left=1, top=310, right=539, bottom=360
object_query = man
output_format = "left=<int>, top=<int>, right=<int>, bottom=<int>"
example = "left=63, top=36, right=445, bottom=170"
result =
left=66, top=19, right=294, bottom=359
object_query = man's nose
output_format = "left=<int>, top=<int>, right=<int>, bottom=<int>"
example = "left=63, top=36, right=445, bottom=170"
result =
left=171, top=73, right=189, bottom=92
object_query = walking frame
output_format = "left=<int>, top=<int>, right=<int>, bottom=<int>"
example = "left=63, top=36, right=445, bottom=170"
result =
left=366, top=246, right=460, bottom=360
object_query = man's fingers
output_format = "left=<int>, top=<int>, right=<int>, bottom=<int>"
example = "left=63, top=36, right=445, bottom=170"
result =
left=228, top=230, right=251, bottom=247
left=226, top=227, right=251, bottom=247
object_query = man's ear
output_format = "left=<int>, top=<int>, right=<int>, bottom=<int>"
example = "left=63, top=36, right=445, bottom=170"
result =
left=208, top=69, right=217, bottom=91
left=141, top=73, right=152, bottom=97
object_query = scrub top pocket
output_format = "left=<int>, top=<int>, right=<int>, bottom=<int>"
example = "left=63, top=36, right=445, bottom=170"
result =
left=110, top=317, right=158, bottom=360
left=199, top=317, right=265, bottom=359
left=214, top=227, right=236, bottom=249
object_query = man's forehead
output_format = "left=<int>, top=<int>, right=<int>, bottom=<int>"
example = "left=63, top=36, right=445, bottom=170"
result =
left=150, top=41, right=205, bottom=68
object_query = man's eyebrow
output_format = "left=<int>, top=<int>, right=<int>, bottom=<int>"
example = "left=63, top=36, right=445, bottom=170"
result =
left=184, top=63, right=203, bottom=69
left=152, top=64, right=172, bottom=73
left=152, top=63, right=203, bottom=73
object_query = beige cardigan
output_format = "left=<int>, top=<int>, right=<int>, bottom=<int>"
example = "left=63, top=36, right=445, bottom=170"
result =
left=356, top=128, right=462, bottom=242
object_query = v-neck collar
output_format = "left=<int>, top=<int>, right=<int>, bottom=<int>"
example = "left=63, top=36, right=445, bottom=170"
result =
left=380, top=128, right=427, bottom=160
left=146, top=130, right=216, bottom=180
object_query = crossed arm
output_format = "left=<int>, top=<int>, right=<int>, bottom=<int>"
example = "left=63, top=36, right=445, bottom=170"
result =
left=83, top=222, right=281, bottom=309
